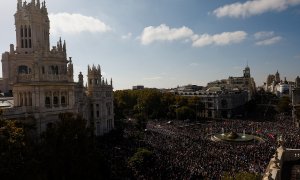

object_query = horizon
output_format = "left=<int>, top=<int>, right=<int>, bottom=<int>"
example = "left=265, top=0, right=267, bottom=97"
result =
left=1, top=0, right=300, bottom=90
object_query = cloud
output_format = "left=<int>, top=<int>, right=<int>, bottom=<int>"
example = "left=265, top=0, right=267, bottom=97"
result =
left=121, top=33, right=132, bottom=39
left=192, top=31, right=247, bottom=47
left=139, top=24, right=247, bottom=48
left=255, top=36, right=282, bottom=45
left=189, top=63, right=199, bottom=66
left=233, top=66, right=243, bottom=70
left=294, top=55, right=300, bottom=59
left=143, top=76, right=162, bottom=80
left=140, top=24, right=194, bottom=45
left=49, top=13, right=111, bottom=35
left=254, top=31, right=274, bottom=40
left=213, top=0, right=300, bottom=18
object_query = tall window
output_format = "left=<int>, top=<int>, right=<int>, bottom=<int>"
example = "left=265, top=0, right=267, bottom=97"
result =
left=21, top=25, right=32, bottom=48
left=53, top=96, right=59, bottom=106
left=25, top=26, right=27, bottom=37
left=28, top=27, right=31, bottom=37
left=61, top=96, right=66, bottom=106
left=45, top=97, right=51, bottom=108
left=21, top=26, right=23, bottom=37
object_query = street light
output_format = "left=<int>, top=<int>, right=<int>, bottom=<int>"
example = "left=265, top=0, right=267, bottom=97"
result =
left=175, top=104, right=179, bottom=121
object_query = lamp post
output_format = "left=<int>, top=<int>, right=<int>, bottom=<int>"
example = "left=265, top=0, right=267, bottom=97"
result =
left=195, top=103, right=198, bottom=121
left=175, top=104, right=179, bottom=121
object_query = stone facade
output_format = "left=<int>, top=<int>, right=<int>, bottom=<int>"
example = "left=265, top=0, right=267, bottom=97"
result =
left=264, top=71, right=295, bottom=97
left=198, top=89, right=248, bottom=119
left=207, top=65, right=256, bottom=100
left=263, top=145, right=300, bottom=180
left=0, top=0, right=114, bottom=136
left=292, top=76, right=300, bottom=128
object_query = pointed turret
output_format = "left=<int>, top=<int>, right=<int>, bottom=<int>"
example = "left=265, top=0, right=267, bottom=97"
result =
left=63, top=40, right=66, bottom=52
left=17, top=0, right=22, bottom=10
left=78, top=72, right=84, bottom=86
left=275, top=70, right=280, bottom=84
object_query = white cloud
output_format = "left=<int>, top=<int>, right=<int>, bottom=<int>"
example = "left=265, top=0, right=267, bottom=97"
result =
left=121, top=33, right=132, bottom=39
left=255, top=36, right=282, bottom=45
left=192, top=31, right=247, bottom=47
left=143, top=76, right=162, bottom=80
left=139, top=24, right=247, bottom=48
left=49, top=13, right=111, bottom=35
left=213, top=0, right=300, bottom=18
left=254, top=31, right=274, bottom=40
left=140, top=24, right=194, bottom=45
left=294, top=55, right=300, bottom=59
left=189, top=63, right=199, bottom=66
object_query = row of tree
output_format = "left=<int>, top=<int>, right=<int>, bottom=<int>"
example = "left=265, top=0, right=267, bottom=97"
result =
left=114, top=89, right=293, bottom=123
left=114, top=89, right=204, bottom=121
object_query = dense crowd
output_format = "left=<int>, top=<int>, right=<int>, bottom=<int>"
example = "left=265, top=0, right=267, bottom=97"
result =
left=142, top=114, right=300, bottom=179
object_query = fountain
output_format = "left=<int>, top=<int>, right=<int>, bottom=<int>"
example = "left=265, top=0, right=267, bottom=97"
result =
left=242, top=129, right=246, bottom=138
left=221, top=128, right=225, bottom=136
left=211, top=129, right=264, bottom=143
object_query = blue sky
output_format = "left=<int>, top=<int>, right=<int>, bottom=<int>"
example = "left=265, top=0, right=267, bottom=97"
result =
left=1, top=0, right=300, bottom=90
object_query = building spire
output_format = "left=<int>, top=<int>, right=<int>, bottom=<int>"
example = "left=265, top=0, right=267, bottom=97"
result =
left=17, top=0, right=22, bottom=10
left=36, top=0, right=40, bottom=8
left=63, top=40, right=66, bottom=52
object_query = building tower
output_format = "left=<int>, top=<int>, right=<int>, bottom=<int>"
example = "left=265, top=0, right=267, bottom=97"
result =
left=87, top=65, right=114, bottom=136
left=243, top=65, right=251, bottom=78
left=1, top=0, right=76, bottom=133
left=275, top=70, right=281, bottom=84
left=15, top=0, right=50, bottom=54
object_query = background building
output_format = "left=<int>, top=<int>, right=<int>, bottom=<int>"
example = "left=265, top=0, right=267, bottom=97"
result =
left=264, top=71, right=295, bottom=97
left=292, top=76, right=300, bottom=127
left=207, top=65, right=256, bottom=100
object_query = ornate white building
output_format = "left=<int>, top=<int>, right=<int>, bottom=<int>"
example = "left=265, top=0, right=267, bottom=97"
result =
left=207, top=65, right=256, bottom=100
left=0, top=0, right=114, bottom=136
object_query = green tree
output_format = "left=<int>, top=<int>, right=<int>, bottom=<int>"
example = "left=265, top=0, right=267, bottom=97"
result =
left=0, top=119, right=27, bottom=179
left=223, top=172, right=261, bottom=180
left=128, top=148, right=153, bottom=173
left=176, top=106, right=195, bottom=120
left=277, top=96, right=291, bottom=113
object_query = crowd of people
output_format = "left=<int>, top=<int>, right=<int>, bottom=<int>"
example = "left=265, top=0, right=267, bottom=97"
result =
left=141, top=114, right=300, bottom=179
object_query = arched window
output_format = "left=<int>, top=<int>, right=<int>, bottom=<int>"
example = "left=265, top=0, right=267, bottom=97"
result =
left=24, top=26, right=27, bottom=37
left=53, top=96, right=59, bottom=106
left=42, top=66, right=45, bottom=74
left=61, top=96, right=66, bottom=106
left=45, top=97, right=51, bottom=108
left=25, top=39, right=28, bottom=48
left=55, top=66, right=58, bottom=75
left=28, top=26, right=31, bottom=37
left=21, top=25, right=23, bottom=37
left=18, top=65, right=29, bottom=74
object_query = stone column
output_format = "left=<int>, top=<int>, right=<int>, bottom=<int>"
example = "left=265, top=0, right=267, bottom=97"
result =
left=22, top=92, right=25, bottom=106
